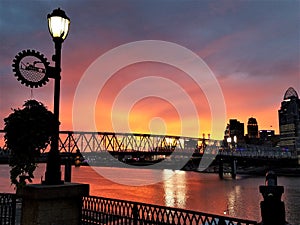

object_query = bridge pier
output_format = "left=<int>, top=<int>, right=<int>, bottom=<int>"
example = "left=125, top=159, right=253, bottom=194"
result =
left=218, top=159, right=223, bottom=179
left=218, top=157, right=237, bottom=179
left=231, top=159, right=237, bottom=179
left=64, top=155, right=72, bottom=182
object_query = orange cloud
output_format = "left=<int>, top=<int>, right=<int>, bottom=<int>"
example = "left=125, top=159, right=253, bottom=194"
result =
left=89, top=62, right=213, bottom=137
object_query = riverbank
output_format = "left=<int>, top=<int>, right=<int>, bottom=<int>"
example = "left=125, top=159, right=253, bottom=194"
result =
left=201, top=164, right=300, bottom=177
left=79, top=157, right=300, bottom=177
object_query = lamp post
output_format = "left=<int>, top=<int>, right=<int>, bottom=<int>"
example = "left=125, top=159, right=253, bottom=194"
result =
left=11, top=9, right=88, bottom=225
left=44, top=8, right=70, bottom=185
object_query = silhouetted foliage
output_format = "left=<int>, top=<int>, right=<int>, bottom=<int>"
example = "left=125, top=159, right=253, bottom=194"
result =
left=4, top=100, right=57, bottom=189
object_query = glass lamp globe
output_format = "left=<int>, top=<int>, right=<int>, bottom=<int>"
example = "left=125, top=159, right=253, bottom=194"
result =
left=48, top=8, right=70, bottom=41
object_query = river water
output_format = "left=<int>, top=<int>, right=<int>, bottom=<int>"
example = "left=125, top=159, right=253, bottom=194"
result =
left=0, top=164, right=299, bottom=224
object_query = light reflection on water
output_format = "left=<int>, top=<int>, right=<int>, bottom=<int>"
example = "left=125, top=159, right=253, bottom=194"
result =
left=163, top=170, right=186, bottom=209
left=227, top=185, right=241, bottom=216
left=0, top=164, right=299, bottom=224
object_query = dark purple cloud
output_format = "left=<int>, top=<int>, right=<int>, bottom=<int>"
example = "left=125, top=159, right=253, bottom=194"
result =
left=0, top=0, right=299, bottom=134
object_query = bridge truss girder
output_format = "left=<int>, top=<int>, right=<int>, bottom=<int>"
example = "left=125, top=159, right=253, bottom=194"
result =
left=56, top=131, right=205, bottom=153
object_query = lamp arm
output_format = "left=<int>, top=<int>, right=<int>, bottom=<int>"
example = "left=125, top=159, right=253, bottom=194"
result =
left=46, top=66, right=60, bottom=79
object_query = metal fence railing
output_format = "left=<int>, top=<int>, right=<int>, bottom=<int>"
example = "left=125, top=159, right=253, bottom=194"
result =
left=0, top=193, right=259, bottom=225
left=0, top=193, right=16, bottom=225
left=82, top=196, right=258, bottom=225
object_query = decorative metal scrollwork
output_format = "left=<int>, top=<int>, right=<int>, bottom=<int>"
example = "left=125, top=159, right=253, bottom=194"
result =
left=12, top=49, right=50, bottom=88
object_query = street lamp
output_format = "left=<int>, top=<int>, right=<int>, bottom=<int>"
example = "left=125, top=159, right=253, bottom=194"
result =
left=48, top=8, right=70, bottom=40
left=44, top=8, right=70, bottom=184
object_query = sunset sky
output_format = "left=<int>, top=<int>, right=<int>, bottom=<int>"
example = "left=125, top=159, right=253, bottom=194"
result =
left=0, top=0, right=299, bottom=140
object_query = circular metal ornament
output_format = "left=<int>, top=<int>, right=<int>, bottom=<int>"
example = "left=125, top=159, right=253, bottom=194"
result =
left=12, top=49, right=50, bottom=88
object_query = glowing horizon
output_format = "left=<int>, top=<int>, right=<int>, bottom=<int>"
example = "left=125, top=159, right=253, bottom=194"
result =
left=1, top=1, right=299, bottom=140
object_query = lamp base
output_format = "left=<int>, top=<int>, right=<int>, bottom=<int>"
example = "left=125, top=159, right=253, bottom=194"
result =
left=20, top=183, right=89, bottom=225
left=43, top=170, right=63, bottom=185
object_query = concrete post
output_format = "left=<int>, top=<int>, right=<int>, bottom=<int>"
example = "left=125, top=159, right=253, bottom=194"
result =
left=259, top=171, right=286, bottom=225
left=20, top=183, right=89, bottom=225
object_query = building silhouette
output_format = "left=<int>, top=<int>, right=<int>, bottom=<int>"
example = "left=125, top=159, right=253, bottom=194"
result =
left=259, top=130, right=279, bottom=147
left=245, top=117, right=259, bottom=145
left=259, top=130, right=274, bottom=139
left=224, top=119, right=245, bottom=148
left=278, top=87, right=300, bottom=161
left=247, top=117, right=259, bottom=138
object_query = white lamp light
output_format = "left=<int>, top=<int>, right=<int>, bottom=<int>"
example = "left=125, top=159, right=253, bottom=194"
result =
left=48, top=8, right=70, bottom=41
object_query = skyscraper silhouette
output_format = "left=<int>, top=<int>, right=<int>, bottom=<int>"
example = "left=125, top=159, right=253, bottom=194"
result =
left=278, top=87, right=300, bottom=163
left=247, top=117, right=259, bottom=139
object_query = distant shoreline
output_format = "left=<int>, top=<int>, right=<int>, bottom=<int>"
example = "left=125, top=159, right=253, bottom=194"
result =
left=78, top=159, right=300, bottom=177
left=198, top=164, right=300, bottom=177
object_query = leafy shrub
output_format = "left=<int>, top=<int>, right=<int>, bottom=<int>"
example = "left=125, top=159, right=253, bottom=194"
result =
left=4, top=100, right=57, bottom=189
